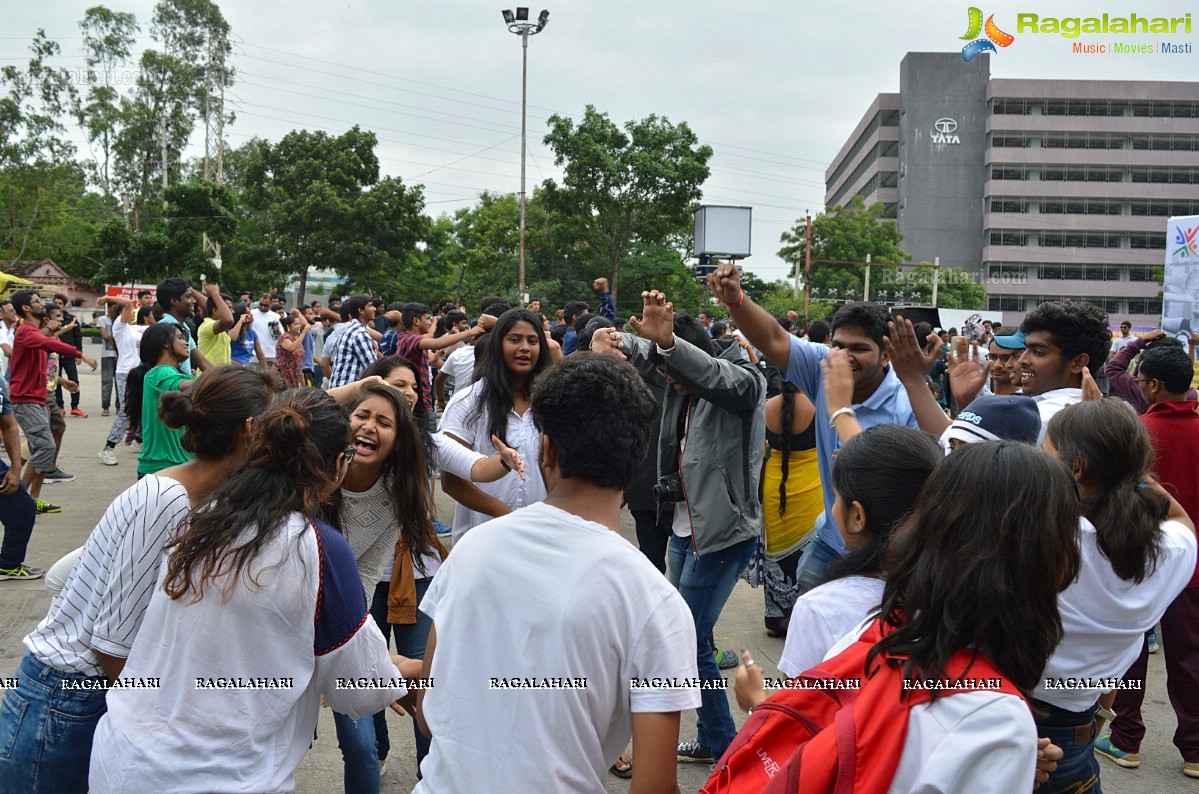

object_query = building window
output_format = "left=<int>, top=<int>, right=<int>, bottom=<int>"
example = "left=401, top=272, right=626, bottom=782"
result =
left=1129, top=233, right=1167, bottom=250
left=1128, top=267, right=1155, bottom=282
left=1128, top=299, right=1163, bottom=314
left=990, top=230, right=1028, bottom=246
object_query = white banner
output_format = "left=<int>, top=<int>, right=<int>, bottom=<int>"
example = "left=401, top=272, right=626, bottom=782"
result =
left=1162, top=214, right=1199, bottom=341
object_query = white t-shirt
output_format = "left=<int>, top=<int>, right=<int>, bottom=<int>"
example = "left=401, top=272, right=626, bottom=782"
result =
left=438, top=379, right=546, bottom=542
left=112, top=316, right=149, bottom=376
left=24, top=476, right=191, bottom=676
left=779, top=575, right=885, bottom=678
left=1036, top=517, right=1197, bottom=710
left=1031, top=387, right=1082, bottom=444
left=439, top=344, right=476, bottom=390
left=0, top=321, right=12, bottom=376
left=251, top=307, right=280, bottom=359
left=415, top=501, right=700, bottom=794
left=90, top=514, right=404, bottom=793
left=96, top=315, right=117, bottom=358
left=824, top=618, right=1037, bottom=794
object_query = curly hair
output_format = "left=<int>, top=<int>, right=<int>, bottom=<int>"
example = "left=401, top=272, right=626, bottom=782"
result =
left=1020, top=300, right=1111, bottom=376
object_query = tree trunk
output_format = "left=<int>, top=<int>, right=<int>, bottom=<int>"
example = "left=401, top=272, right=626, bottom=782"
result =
left=297, top=268, right=308, bottom=306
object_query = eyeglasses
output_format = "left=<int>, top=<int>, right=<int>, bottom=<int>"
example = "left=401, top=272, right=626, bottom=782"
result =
left=1134, top=377, right=1156, bottom=385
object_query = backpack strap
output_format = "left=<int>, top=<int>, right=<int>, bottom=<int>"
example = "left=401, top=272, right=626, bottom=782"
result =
left=832, top=705, right=858, bottom=794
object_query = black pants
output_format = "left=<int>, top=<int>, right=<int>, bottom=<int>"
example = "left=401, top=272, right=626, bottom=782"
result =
left=631, top=508, right=672, bottom=574
left=55, top=356, right=80, bottom=410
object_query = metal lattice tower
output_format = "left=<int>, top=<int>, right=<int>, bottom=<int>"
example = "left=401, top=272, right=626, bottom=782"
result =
left=202, top=27, right=226, bottom=267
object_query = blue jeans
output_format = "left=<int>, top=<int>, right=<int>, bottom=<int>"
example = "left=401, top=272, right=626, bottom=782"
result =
left=0, top=460, right=37, bottom=570
left=392, top=578, right=434, bottom=776
left=333, top=710, right=379, bottom=794
left=792, top=534, right=842, bottom=596
left=667, top=534, right=757, bottom=760
left=1037, top=718, right=1102, bottom=794
left=0, top=653, right=109, bottom=794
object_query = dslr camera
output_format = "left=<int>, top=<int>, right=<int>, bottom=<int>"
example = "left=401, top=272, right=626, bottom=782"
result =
left=653, top=472, right=683, bottom=506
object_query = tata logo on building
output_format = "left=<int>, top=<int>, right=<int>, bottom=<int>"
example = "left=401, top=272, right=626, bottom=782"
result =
left=932, top=118, right=961, bottom=144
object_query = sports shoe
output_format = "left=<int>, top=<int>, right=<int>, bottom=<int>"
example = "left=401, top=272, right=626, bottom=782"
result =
left=1148, top=630, right=1160, bottom=654
left=34, top=498, right=61, bottom=514
left=677, top=739, right=714, bottom=764
left=715, top=648, right=739, bottom=670
left=379, top=757, right=388, bottom=778
left=70, top=408, right=87, bottom=418
left=98, top=448, right=118, bottom=466
left=101, top=409, right=110, bottom=417
left=1184, top=762, right=1199, bottom=778
left=0, top=564, right=44, bottom=581
left=1095, top=734, right=1140, bottom=768
left=43, top=468, right=75, bottom=484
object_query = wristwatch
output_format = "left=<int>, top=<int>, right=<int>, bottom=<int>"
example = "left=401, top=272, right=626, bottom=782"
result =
left=828, top=406, right=857, bottom=429
left=1096, top=706, right=1116, bottom=723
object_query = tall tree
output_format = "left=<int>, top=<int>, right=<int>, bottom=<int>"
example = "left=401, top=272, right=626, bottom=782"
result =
left=540, top=105, right=712, bottom=306
left=76, top=6, right=140, bottom=198
left=113, top=0, right=232, bottom=216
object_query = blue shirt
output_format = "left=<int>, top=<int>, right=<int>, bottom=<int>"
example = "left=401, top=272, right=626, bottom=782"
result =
left=302, top=330, right=315, bottom=370
left=231, top=328, right=258, bottom=365
left=561, top=329, right=578, bottom=356
left=784, top=336, right=918, bottom=553
left=159, top=313, right=197, bottom=375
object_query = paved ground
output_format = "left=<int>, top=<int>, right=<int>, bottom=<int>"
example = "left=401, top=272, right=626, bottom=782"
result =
left=0, top=365, right=1187, bottom=792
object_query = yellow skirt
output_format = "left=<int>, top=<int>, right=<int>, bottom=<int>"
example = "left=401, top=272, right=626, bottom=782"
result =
left=762, top=447, right=823, bottom=559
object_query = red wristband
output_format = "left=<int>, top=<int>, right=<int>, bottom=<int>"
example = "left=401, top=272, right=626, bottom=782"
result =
left=727, top=293, right=745, bottom=311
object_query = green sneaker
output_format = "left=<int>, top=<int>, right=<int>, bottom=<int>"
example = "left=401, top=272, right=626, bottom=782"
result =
left=34, top=498, right=61, bottom=514
left=1095, top=734, right=1140, bottom=768
left=0, top=564, right=44, bottom=581
left=715, top=648, right=739, bottom=670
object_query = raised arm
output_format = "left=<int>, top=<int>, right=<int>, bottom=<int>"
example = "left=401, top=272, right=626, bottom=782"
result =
left=707, top=263, right=792, bottom=372
left=887, top=317, right=952, bottom=437
left=1104, top=332, right=1152, bottom=412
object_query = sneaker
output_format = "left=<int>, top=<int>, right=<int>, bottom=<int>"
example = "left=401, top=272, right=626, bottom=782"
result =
left=1095, top=734, right=1141, bottom=768
left=678, top=739, right=714, bottom=764
left=1148, top=630, right=1160, bottom=654
left=0, top=564, right=45, bottom=581
left=1185, top=762, right=1199, bottom=778
left=101, top=409, right=110, bottom=417
left=43, top=468, right=75, bottom=484
left=715, top=648, right=739, bottom=670
left=70, top=408, right=87, bottom=418
left=98, top=448, right=119, bottom=466
left=34, top=498, right=61, bottom=514
left=379, top=757, right=388, bottom=778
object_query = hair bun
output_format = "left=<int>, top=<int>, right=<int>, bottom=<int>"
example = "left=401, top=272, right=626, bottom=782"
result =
left=158, top=390, right=197, bottom=431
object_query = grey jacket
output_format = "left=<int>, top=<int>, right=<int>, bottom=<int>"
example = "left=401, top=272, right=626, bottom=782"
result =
left=620, top=333, right=765, bottom=556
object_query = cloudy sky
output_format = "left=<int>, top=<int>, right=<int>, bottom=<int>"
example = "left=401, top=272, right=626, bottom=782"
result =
left=5, top=0, right=1196, bottom=281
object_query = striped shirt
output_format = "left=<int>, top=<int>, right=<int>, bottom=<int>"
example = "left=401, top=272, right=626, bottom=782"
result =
left=24, top=476, right=191, bottom=676
left=392, top=331, right=434, bottom=412
left=328, top=322, right=377, bottom=388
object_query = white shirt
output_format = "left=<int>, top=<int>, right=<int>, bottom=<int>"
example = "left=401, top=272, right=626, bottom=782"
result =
left=90, top=514, right=404, bottom=793
left=1036, top=517, right=1197, bottom=710
left=0, top=320, right=12, bottom=377
left=779, top=575, right=884, bottom=678
left=338, top=476, right=403, bottom=599
left=250, top=307, right=280, bottom=359
left=25, top=476, right=191, bottom=676
left=439, top=344, right=476, bottom=390
left=112, top=316, right=149, bottom=376
left=1111, top=335, right=1134, bottom=355
left=824, top=618, right=1037, bottom=794
left=96, top=315, right=117, bottom=358
left=438, top=379, right=546, bottom=542
left=415, top=502, right=700, bottom=794
left=1031, top=387, right=1082, bottom=444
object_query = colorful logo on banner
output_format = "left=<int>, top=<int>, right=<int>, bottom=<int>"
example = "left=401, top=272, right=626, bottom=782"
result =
left=961, top=8, right=1016, bottom=61
left=1174, top=224, right=1199, bottom=259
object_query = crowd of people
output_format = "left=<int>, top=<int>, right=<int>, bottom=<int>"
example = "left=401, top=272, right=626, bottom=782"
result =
left=0, top=267, right=1194, bottom=794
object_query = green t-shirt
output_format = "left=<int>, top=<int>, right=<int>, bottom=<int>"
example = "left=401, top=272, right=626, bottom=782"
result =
left=137, top=365, right=194, bottom=475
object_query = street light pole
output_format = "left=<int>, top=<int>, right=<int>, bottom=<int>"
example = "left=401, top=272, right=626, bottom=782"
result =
left=503, top=8, right=549, bottom=306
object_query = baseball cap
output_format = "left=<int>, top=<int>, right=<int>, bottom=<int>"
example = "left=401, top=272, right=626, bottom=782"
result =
left=992, top=331, right=1026, bottom=350
left=942, top=394, right=1041, bottom=447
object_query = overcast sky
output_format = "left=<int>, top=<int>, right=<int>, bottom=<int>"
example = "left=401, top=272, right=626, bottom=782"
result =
left=5, top=0, right=1196, bottom=282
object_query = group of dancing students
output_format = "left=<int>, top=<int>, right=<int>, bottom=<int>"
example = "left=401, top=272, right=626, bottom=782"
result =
left=0, top=272, right=1194, bottom=794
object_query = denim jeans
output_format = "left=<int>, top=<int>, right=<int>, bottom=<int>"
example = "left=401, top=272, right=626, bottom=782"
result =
left=392, top=577, right=433, bottom=775
left=0, top=653, right=109, bottom=794
left=333, top=710, right=379, bottom=794
left=792, top=534, right=842, bottom=596
left=0, top=459, right=37, bottom=570
left=1037, top=717, right=1102, bottom=794
left=667, top=533, right=757, bottom=760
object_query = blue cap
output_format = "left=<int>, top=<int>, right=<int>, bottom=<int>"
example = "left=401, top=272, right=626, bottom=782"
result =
left=944, top=395, right=1041, bottom=447
left=992, top=332, right=1026, bottom=350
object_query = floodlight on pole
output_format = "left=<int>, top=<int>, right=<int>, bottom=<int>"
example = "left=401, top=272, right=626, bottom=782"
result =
left=501, top=7, right=550, bottom=306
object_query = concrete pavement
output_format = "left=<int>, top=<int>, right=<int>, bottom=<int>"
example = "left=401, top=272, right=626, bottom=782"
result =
left=0, top=365, right=1185, bottom=793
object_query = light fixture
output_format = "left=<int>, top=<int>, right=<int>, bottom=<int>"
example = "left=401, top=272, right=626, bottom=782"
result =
left=501, top=8, right=515, bottom=24
left=537, top=9, right=549, bottom=29
left=515, top=7, right=529, bottom=20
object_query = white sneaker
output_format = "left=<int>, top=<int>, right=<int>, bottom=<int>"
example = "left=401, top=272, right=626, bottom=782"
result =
left=98, top=448, right=118, bottom=466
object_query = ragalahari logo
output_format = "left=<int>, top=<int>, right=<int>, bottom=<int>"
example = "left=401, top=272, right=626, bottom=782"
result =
left=1174, top=225, right=1199, bottom=259
left=961, top=7, right=1015, bottom=62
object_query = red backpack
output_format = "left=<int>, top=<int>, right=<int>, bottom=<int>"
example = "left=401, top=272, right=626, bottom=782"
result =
left=701, top=619, right=1024, bottom=794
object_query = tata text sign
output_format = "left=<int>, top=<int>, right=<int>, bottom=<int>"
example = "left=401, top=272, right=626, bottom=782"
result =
left=931, top=118, right=961, bottom=145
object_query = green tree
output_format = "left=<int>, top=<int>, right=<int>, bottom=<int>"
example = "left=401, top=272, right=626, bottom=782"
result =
left=540, top=105, right=712, bottom=306
left=76, top=6, right=140, bottom=198
left=778, top=196, right=909, bottom=299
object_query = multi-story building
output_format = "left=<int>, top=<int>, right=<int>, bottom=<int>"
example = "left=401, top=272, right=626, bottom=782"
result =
left=825, top=52, right=1199, bottom=327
